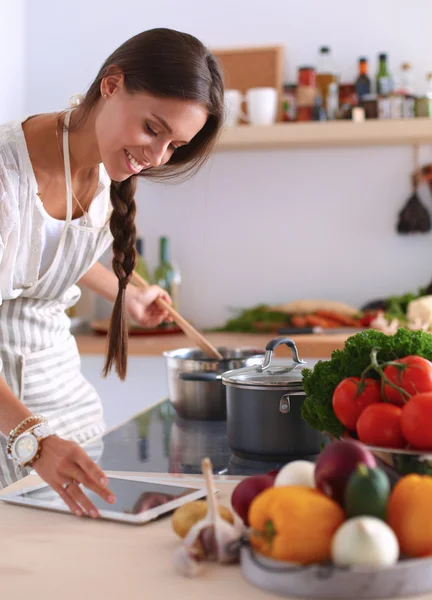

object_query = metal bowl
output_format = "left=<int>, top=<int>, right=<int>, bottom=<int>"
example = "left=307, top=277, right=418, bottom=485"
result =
left=367, top=444, right=432, bottom=477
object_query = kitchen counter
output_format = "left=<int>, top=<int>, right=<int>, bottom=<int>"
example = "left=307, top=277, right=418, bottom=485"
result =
left=1, top=472, right=432, bottom=600
left=76, top=331, right=351, bottom=358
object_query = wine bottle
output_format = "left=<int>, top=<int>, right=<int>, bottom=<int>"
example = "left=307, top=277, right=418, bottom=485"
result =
left=355, top=58, right=371, bottom=101
left=153, top=236, right=181, bottom=311
left=134, top=237, right=151, bottom=283
left=376, top=53, right=392, bottom=96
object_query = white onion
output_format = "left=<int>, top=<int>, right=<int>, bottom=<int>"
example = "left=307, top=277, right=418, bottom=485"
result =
left=331, top=516, right=399, bottom=567
left=274, top=460, right=315, bottom=488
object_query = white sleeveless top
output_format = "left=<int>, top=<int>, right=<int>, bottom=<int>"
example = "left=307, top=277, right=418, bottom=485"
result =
left=40, top=174, right=109, bottom=276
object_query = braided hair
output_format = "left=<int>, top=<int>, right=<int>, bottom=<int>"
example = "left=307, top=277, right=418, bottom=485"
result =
left=72, top=28, right=224, bottom=378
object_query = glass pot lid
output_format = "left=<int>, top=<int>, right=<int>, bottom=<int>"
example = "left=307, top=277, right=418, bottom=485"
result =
left=221, top=337, right=308, bottom=389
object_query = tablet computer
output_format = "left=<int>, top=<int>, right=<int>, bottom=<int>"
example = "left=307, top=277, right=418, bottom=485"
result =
left=0, top=475, right=208, bottom=524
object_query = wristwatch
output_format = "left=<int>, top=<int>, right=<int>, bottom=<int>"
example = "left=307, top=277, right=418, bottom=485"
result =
left=9, top=424, right=56, bottom=468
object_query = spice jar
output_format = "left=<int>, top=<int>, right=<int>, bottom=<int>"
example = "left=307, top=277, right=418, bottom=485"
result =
left=338, top=84, right=357, bottom=119
left=282, top=84, right=297, bottom=122
left=360, top=94, right=378, bottom=119
left=296, top=67, right=316, bottom=121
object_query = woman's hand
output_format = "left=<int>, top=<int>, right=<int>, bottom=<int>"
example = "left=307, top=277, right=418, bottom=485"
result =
left=125, top=284, right=173, bottom=328
left=32, top=436, right=116, bottom=518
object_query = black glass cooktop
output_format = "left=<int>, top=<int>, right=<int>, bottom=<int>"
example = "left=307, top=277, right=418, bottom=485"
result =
left=84, top=400, right=317, bottom=477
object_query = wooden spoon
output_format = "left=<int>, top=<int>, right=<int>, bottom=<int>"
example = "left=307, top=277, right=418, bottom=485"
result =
left=130, top=271, right=223, bottom=360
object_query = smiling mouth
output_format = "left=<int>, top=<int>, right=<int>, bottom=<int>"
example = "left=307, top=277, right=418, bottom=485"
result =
left=124, top=149, right=151, bottom=173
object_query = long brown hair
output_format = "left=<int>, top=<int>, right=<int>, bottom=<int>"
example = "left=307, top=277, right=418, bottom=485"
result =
left=73, top=28, right=224, bottom=379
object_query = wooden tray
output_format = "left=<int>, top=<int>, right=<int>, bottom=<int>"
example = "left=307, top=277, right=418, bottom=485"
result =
left=241, top=543, right=432, bottom=599
left=90, top=319, right=182, bottom=337
left=212, top=44, right=284, bottom=122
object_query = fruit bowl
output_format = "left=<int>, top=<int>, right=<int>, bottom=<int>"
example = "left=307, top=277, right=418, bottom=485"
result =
left=240, top=540, right=432, bottom=599
left=333, top=434, right=432, bottom=478
left=366, top=444, right=432, bottom=478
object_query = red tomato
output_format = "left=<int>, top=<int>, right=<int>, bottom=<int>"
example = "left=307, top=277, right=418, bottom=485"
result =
left=357, top=403, right=405, bottom=449
left=332, top=377, right=382, bottom=431
left=383, top=356, right=432, bottom=406
left=401, top=392, right=432, bottom=450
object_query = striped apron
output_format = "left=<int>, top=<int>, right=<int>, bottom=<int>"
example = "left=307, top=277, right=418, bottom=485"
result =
left=0, top=110, right=113, bottom=488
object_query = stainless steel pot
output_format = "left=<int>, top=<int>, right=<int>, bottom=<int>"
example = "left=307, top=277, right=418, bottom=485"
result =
left=163, top=347, right=265, bottom=420
left=222, top=337, right=324, bottom=460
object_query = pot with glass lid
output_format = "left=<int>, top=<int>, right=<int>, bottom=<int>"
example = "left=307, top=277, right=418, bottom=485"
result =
left=222, top=338, right=324, bottom=461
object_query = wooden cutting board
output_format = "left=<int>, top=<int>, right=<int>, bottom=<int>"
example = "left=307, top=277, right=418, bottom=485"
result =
left=90, top=319, right=182, bottom=337
left=212, top=44, right=285, bottom=122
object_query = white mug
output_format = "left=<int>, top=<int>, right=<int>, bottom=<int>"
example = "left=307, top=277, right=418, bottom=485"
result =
left=246, top=87, right=278, bottom=125
left=223, top=89, right=247, bottom=126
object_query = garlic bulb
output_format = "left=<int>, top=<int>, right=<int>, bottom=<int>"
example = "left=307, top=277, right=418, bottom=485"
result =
left=173, top=457, right=245, bottom=577
left=331, top=516, right=399, bottom=567
left=274, top=460, right=315, bottom=488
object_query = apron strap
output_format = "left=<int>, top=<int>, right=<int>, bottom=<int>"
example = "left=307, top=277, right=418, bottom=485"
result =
left=62, top=110, right=74, bottom=224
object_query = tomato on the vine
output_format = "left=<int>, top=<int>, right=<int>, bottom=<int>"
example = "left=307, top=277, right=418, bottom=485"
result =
left=383, top=356, right=432, bottom=406
left=356, top=403, right=405, bottom=449
left=401, top=392, right=432, bottom=450
left=332, top=377, right=382, bottom=431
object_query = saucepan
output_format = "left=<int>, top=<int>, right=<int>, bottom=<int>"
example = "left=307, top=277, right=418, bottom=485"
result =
left=163, top=346, right=265, bottom=420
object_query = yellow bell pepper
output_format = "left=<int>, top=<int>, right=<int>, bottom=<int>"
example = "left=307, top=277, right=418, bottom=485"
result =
left=249, top=485, right=344, bottom=564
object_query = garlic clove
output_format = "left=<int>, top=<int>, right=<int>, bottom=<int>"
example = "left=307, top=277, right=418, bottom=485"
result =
left=173, top=545, right=204, bottom=578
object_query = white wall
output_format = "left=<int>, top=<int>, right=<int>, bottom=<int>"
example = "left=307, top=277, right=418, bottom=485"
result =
left=23, top=0, right=432, bottom=327
left=0, top=0, right=25, bottom=121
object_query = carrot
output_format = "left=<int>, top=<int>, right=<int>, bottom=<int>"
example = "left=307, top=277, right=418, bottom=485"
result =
left=291, top=315, right=308, bottom=328
left=313, top=310, right=360, bottom=327
left=306, top=315, right=342, bottom=329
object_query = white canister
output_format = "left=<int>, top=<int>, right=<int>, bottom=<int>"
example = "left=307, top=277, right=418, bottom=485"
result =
left=246, top=87, right=278, bottom=125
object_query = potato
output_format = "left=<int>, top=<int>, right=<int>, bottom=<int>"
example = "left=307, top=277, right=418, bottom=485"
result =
left=172, top=500, right=234, bottom=539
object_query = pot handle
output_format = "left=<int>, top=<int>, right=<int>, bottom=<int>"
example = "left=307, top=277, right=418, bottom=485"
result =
left=260, top=337, right=306, bottom=372
left=279, top=394, right=291, bottom=414
left=179, top=372, right=221, bottom=382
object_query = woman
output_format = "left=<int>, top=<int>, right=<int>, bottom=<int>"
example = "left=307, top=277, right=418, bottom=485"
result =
left=0, top=28, right=224, bottom=517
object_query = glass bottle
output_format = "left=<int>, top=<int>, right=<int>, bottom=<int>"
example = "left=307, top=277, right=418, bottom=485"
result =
left=312, top=92, right=327, bottom=121
left=376, top=53, right=392, bottom=97
left=399, top=62, right=414, bottom=96
left=316, top=46, right=336, bottom=107
left=326, top=81, right=339, bottom=120
left=415, top=73, right=432, bottom=118
left=427, top=73, right=432, bottom=116
left=355, top=57, right=371, bottom=101
left=393, top=63, right=415, bottom=119
left=134, top=237, right=151, bottom=283
left=153, top=236, right=181, bottom=311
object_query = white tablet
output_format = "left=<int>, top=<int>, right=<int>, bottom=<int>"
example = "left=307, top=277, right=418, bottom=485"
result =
left=0, top=475, right=208, bottom=524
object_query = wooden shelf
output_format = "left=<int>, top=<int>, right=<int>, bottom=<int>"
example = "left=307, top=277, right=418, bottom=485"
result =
left=217, top=118, right=432, bottom=150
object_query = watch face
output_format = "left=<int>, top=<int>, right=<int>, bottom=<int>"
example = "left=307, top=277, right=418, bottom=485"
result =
left=14, top=434, right=38, bottom=463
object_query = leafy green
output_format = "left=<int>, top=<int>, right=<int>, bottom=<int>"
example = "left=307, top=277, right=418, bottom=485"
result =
left=385, top=286, right=428, bottom=320
left=213, top=304, right=291, bottom=333
left=301, top=328, right=432, bottom=437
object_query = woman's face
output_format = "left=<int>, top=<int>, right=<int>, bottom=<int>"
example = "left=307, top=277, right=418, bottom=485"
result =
left=96, top=74, right=208, bottom=181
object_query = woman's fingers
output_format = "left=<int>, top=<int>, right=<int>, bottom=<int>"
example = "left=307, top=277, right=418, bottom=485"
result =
left=71, top=466, right=116, bottom=506
left=52, top=483, right=83, bottom=517
left=64, top=481, right=100, bottom=518
left=74, top=447, right=116, bottom=503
